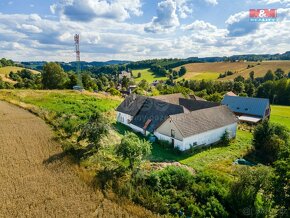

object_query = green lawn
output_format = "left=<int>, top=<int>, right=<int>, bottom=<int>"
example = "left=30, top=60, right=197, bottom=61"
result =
left=150, top=130, right=253, bottom=175
left=132, top=69, right=167, bottom=83
left=270, top=105, right=290, bottom=129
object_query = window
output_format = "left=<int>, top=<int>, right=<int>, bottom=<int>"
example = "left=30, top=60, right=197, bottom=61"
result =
left=237, top=107, right=240, bottom=110
left=245, top=108, right=248, bottom=111
left=171, top=129, right=175, bottom=138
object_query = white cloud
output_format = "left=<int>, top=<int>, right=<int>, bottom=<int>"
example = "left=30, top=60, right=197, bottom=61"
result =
left=50, top=4, right=57, bottom=14
left=204, top=0, right=218, bottom=6
left=144, top=0, right=180, bottom=33
left=52, top=0, right=142, bottom=22
left=226, top=11, right=260, bottom=37
left=258, top=0, right=290, bottom=6
left=20, top=24, right=42, bottom=33
left=175, top=0, right=192, bottom=18
left=0, top=6, right=289, bottom=62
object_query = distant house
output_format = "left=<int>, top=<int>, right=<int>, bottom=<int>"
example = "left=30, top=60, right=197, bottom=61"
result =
left=119, top=71, right=131, bottom=80
left=221, top=95, right=271, bottom=123
left=116, top=93, right=238, bottom=151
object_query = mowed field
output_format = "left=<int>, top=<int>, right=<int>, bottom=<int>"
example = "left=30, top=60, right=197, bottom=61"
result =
left=271, top=105, right=290, bottom=129
left=175, top=61, right=290, bottom=81
left=132, top=68, right=167, bottom=83
left=0, top=93, right=155, bottom=217
left=0, top=66, right=40, bottom=84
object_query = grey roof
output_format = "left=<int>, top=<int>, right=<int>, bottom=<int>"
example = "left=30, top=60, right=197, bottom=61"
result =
left=169, top=106, right=238, bottom=138
left=152, top=93, right=188, bottom=105
left=189, top=95, right=207, bottom=101
left=179, top=99, right=220, bottom=111
left=116, top=94, right=147, bottom=116
left=221, top=95, right=270, bottom=117
left=131, top=98, right=185, bottom=132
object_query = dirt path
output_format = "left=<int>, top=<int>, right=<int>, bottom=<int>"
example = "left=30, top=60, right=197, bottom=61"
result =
left=0, top=101, right=153, bottom=218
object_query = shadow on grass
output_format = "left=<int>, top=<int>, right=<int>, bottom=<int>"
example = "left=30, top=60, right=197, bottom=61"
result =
left=243, top=149, right=272, bottom=166
left=43, top=151, right=69, bottom=165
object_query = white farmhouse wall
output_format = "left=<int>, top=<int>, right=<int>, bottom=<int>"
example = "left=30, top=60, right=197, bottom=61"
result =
left=155, top=123, right=237, bottom=151
left=129, top=123, right=150, bottom=135
left=154, top=132, right=183, bottom=148
left=181, top=123, right=237, bottom=151
left=116, top=112, right=132, bottom=126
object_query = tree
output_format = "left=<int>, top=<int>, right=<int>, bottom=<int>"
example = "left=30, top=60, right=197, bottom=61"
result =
left=138, top=79, right=149, bottom=91
left=249, top=71, right=255, bottom=81
left=253, top=121, right=289, bottom=163
left=233, top=81, right=245, bottom=94
left=245, top=82, right=255, bottom=97
left=42, top=62, right=68, bottom=89
left=272, top=157, right=290, bottom=217
left=179, top=66, right=187, bottom=77
left=234, top=75, right=245, bottom=82
left=121, top=76, right=130, bottom=89
left=116, top=132, right=151, bottom=169
left=274, top=68, right=285, bottom=80
left=263, top=70, right=275, bottom=82
left=66, top=72, right=78, bottom=89
left=220, top=130, right=231, bottom=146
left=82, top=73, right=96, bottom=90
left=205, top=92, right=223, bottom=103
left=107, top=87, right=121, bottom=96
left=229, top=166, right=273, bottom=217
left=77, top=112, right=109, bottom=151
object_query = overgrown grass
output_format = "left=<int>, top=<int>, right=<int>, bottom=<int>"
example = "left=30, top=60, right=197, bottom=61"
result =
left=149, top=130, right=253, bottom=177
left=132, top=68, right=167, bottom=83
left=270, top=105, right=290, bottom=129
left=0, top=90, right=121, bottom=138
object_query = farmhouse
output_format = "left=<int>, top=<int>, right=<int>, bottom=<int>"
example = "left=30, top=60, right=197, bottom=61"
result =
left=118, top=71, right=131, bottom=80
left=221, top=95, right=271, bottom=123
left=116, top=94, right=238, bottom=151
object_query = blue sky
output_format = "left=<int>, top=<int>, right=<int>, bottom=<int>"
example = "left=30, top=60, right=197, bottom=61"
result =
left=0, top=0, right=289, bottom=61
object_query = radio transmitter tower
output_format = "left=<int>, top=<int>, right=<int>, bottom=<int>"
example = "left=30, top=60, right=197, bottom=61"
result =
left=74, top=34, right=82, bottom=87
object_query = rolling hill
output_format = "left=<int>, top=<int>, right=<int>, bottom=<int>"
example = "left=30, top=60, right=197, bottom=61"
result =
left=175, top=61, right=290, bottom=81
left=0, top=66, right=40, bottom=84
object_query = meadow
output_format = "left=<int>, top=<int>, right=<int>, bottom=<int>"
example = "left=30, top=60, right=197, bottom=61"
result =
left=132, top=68, right=167, bottom=83
left=0, top=66, right=40, bottom=84
left=271, top=105, right=290, bottom=129
left=174, top=61, right=290, bottom=81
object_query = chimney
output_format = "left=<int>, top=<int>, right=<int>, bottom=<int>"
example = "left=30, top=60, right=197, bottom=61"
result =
left=133, top=93, right=136, bottom=101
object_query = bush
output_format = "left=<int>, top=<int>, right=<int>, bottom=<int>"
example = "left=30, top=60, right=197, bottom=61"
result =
left=253, top=121, right=289, bottom=163
left=107, top=87, right=121, bottom=96
left=220, top=130, right=231, bottom=146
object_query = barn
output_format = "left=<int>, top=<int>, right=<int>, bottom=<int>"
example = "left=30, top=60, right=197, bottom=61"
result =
left=221, top=95, right=271, bottom=123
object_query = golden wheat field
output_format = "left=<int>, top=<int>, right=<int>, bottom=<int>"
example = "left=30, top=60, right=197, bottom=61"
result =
left=176, top=61, right=290, bottom=80
left=0, top=101, right=156, bottom=218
